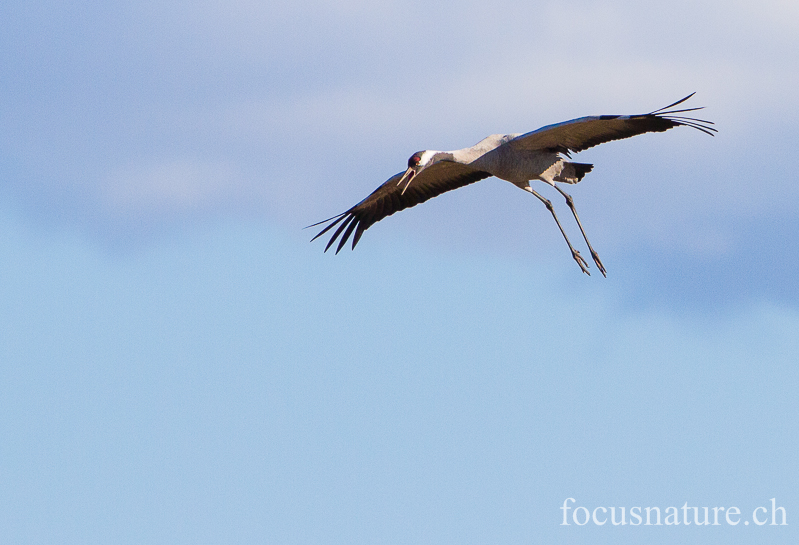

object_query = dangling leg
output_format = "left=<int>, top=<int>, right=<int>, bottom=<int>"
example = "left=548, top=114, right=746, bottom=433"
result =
left=526, top=187, right=590, bottom=275
left=553, top=185, right=606, bottom=277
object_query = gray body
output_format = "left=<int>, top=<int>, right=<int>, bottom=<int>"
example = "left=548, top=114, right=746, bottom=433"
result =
left=433, top=133, right=578, bottom=189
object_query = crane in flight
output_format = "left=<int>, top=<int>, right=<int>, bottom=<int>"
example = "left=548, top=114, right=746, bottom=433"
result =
left=309, top=93, right=715, bottom=276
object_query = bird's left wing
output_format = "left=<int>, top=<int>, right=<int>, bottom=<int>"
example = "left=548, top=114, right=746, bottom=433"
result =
left=310, top=161, right=491, bottom=253
left=508, top=93, right=715, bottom=155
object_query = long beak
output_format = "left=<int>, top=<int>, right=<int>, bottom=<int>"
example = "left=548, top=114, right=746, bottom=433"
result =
left=397, top=167, right=416, bottom=195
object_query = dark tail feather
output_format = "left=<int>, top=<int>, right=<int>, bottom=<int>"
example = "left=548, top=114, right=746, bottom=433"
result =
left=555, top=162, right=593, bottom=184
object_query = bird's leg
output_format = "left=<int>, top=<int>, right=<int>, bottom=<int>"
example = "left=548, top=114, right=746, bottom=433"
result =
left=553, top=185, right=607, bottom=277
left=527, top=188, right=590, bottom=275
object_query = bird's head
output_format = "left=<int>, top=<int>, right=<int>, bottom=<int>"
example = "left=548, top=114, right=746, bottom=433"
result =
left=398, top=150, right=434, bottom=194
left=407, top=151, right=427, bottom=169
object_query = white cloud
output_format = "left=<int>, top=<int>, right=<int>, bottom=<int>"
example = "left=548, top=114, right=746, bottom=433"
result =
left=101, top=160, right=245, bottom=218
left=2, top=0, right=798, bottom=269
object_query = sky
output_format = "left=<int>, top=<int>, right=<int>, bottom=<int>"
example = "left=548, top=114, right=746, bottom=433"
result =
left=1, top=0, right=798, bottom=544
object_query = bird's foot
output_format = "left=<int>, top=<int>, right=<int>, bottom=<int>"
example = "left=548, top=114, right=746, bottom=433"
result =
left=590, top=250, right=607, bottom=277
left=572, top=250, right=591, bottom=276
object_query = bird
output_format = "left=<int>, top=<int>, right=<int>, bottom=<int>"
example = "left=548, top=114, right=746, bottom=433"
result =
left=309, top=93, right=715, bottom=276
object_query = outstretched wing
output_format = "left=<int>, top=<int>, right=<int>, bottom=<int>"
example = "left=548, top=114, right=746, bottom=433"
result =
left=508, top=93, right=716, bottom=155
left=310, top=161, right=491, bottom=253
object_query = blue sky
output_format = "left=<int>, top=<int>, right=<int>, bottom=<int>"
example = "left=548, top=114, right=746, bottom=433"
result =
left=2, top=0, right=798, bottom=543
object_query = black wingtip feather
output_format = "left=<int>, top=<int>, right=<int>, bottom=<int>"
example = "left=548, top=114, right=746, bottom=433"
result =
left=649, top=92, right=696, bottom=114
left=324, top=214, right=355, bottom=253
left=310, top=213, right=347, bottom=243
left=335, top=216, right=359, bottom=254
left=661, top=115, right=717, bottom=136
left=306, top=212, right=346, bottom=230
left=352, top=222, right=366, bottom=250
left=663, top=115, right=715, bottom=125
left=645, top=94, right=716, bottom=137
left=657, top=106, right=705, bottom=116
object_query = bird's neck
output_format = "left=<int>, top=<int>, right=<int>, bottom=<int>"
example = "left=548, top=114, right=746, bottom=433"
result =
left=429, top=150, right=475, bottom=165
left=432, top=151, right=455, bottom=163
left=450, top=145, right=491, bottom=165
left=425, top=147, right=485, bottom=166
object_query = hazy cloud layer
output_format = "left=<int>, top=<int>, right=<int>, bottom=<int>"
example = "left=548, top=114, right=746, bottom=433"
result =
left=2, top=0, right=798, bottom=302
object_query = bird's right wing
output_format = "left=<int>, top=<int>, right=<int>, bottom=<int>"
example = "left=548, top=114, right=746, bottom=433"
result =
left=309, top=161, right=491, bottom=253
left=508, top=93, right=715, bottom=155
